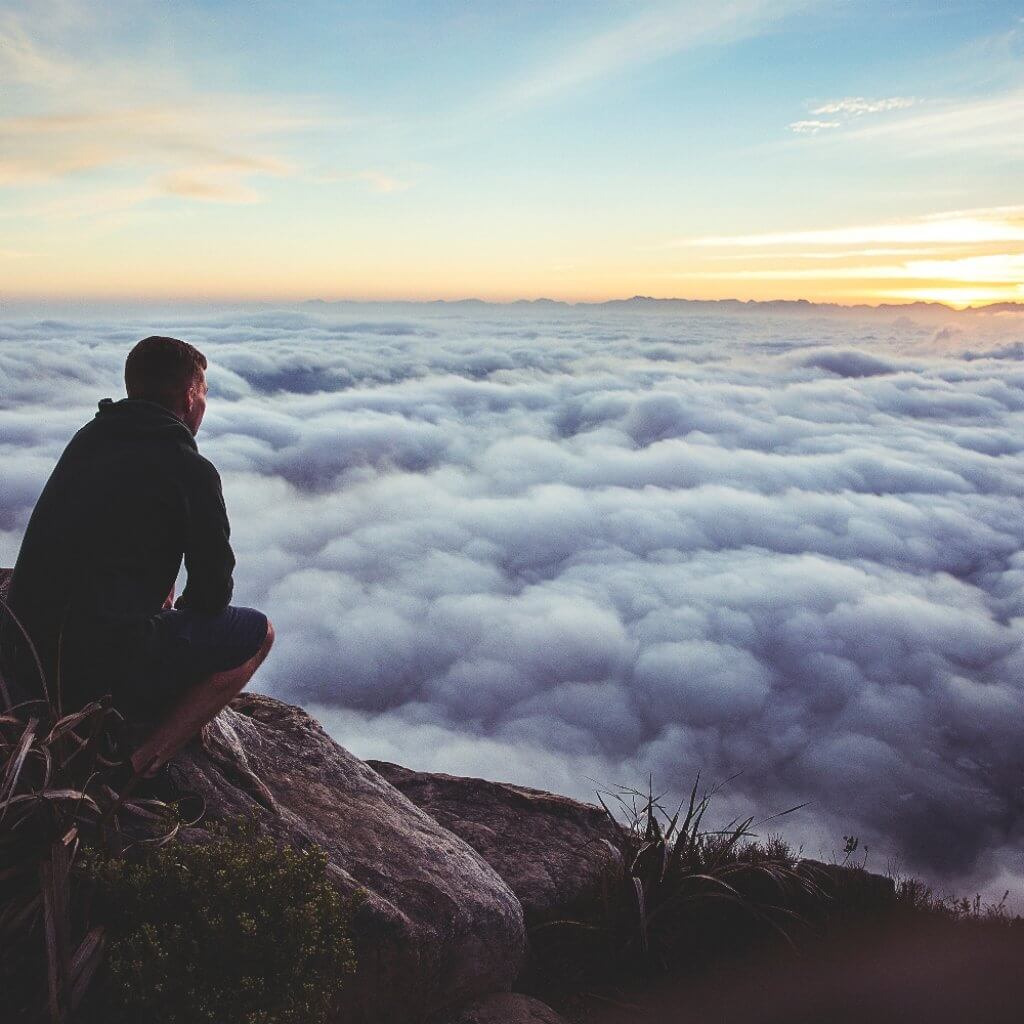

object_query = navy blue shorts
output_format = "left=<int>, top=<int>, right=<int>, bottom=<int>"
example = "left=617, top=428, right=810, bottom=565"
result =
left=117, top=605, right=268, bottom=719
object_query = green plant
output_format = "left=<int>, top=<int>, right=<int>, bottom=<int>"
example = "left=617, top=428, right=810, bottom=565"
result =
left=1, top=578, right=192, bottom=1021
left=598, top=773, right=814, bottom=969
left=79, top=820, right=358, bottom=1024
left=525, top=772, right=816, bottom=1000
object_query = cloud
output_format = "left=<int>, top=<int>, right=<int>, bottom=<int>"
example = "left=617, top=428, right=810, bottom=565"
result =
left=823, top=88, right=1024, bottom=155
left=810, top=97, right=916, bottom=116
left=787, top=96, right=915, bottom=135
left=669, top=207, right=1024, bottom=305
left=0, top=4, right=322, bottom=208
left=354, top=171, right=410, bottom=194
left=4, top=302, right=1024, bottom=909
left=686, top=208, right=1024, bottom=248
left=785, top=85, right=1024, bottom=156
left=799, top=350, right=896, bottom=377
left=310, top=170, right=412, bottom=194
left=788, top=119, right=840, bottom=134
left=0, top=102, right=305, bottom=199
left=503, top=0, right=812, bottom=108
left=158, top=167, right=269, bottom=205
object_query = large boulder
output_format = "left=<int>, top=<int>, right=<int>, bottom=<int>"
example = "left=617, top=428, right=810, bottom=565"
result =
left=173, top=695, right=526, bottom=1024
left=367, top=761, right=627, bottom=926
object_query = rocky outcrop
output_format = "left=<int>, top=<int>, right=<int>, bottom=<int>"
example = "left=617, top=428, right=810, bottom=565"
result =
left=795, top=858, right=897, bottom=913
left=368, top=761, right=627, bottom=926
left=173, top=695, right=526, bottom=1024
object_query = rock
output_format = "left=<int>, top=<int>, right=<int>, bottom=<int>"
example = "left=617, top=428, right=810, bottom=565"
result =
left=437, top=992, right=568, bottom=1024
left=795, top=858, right=897, bottom=913
left=172, top=695, right=526, bottom=1024
left=367, top=760, right=627, bottom=925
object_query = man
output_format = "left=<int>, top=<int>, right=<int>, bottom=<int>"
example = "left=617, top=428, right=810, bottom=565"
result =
left=1, top=336, right=274, bottom=780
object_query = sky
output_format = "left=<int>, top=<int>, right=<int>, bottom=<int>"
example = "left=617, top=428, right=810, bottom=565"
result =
left=4, top=303, right=1024, bottom=907
left=2, top=0, right=1024, bottom=306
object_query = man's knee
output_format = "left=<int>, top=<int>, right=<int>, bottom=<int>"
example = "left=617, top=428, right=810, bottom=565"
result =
left=207, top=667, right=249, bottom=697
left=207, top=618, right=273, bottom=695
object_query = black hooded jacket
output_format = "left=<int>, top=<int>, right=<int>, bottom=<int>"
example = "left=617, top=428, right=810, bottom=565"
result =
left=2, top=398, right=235, bottom=710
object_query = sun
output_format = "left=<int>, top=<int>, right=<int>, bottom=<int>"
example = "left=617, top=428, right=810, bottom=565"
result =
left=875, top=284, right=1024, bottom=308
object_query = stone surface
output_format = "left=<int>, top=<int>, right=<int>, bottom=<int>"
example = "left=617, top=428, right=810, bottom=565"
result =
left=437, top=992, right=568, bottom=1024
left=172, top=695, right=526, bottom=1024
left=368, top=760, right=627, bottom=925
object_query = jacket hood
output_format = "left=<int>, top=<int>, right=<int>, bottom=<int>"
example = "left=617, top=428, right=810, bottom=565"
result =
left=94, top=398, right=198, bottom=450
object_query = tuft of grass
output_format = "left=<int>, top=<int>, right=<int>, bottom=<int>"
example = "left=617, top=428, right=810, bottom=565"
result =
left=893, top=875, right=1014, bottom=925
left=525, top=772, right=816, bottom=999
left=0, top=659, right=185, bottom=1020
left=597, top=773, right=814, bottom=968
left=3, top=574, right=189, bottom=1021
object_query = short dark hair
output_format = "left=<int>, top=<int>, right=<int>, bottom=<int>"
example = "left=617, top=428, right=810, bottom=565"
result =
left=125, top=336, right=207, bottom=408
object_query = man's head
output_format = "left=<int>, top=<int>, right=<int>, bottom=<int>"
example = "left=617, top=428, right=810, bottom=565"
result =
left=125, top=336, right=208, bottom=435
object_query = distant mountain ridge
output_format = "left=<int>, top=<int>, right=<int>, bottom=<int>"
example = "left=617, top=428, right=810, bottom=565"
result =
left=302, top=295, right=1024, bottom=316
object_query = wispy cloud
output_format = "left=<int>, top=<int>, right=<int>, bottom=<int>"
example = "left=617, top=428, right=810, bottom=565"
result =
left=0, top=8, right=76, bottom=87
left=0, top=4, right=327, bottom=211
left=788, top=96, right=916, bottom=133
left=786, top=86, right=1024, bottom=155
left=788, top=119, right=841, bottom=134
left=684, top=208, right=1024, bottom=248
left=811, top=97, right=916, bottom=116
left=679, top=253, right=1024, bottom=284
left=668, top=207, right=1024, bottom=306
left=310, top=169, right=412, bottom=194
left=158, top=169, right=263, bottom=205
left=0, top=106, right=300, bottom=189
left=842, top=88, right=1024, bottom=153
left=503, top=0, right=812, bottom=109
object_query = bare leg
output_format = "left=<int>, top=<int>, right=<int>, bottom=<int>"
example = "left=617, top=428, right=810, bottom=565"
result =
left=130, top=620, right=275, bottom=778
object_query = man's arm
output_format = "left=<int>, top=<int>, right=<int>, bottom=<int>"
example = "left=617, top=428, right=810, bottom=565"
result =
left=175, top=455, right=235, bottom=614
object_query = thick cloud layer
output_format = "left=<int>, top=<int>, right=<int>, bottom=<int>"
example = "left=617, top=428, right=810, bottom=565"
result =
left=3, top=303, right=1024, bottom=902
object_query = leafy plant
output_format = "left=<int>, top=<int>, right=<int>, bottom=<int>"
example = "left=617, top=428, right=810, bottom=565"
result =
left=1, top=579, right=185, bottom=1021
left=79, top=820, right=358, bottom=1024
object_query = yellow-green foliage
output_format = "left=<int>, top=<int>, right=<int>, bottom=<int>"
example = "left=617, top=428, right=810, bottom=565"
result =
left=81, top=822, right=358, bottom=1024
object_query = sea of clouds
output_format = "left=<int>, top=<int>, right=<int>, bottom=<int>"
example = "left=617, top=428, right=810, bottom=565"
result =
left=3, top=301, right=1024, bottom=902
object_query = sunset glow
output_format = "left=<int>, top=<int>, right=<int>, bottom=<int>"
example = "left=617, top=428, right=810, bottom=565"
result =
left=2, top=1, right=1023, bottom=307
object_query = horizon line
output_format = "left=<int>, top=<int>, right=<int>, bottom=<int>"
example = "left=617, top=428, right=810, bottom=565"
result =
left=4, top=293, right=1023, bottom=314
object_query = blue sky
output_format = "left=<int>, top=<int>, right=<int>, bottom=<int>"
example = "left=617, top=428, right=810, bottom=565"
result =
left=2, top=0, right=1023, bottom=303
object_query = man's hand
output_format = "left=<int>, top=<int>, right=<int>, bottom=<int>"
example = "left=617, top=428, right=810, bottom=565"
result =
left=162, top=587, right=175, bottom=610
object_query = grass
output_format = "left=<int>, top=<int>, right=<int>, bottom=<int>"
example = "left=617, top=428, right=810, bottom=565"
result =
left=525, top=771, right=1022, bottom=1020
left=0, top=692, right=182, bottom=1020
left=524, top=772, right=819, bottom=1004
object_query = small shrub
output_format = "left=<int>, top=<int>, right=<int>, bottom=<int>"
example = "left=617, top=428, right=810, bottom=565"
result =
left=79, top=820, right=359, bottom=1024
left=894, top=875, right=1013, bottom=925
